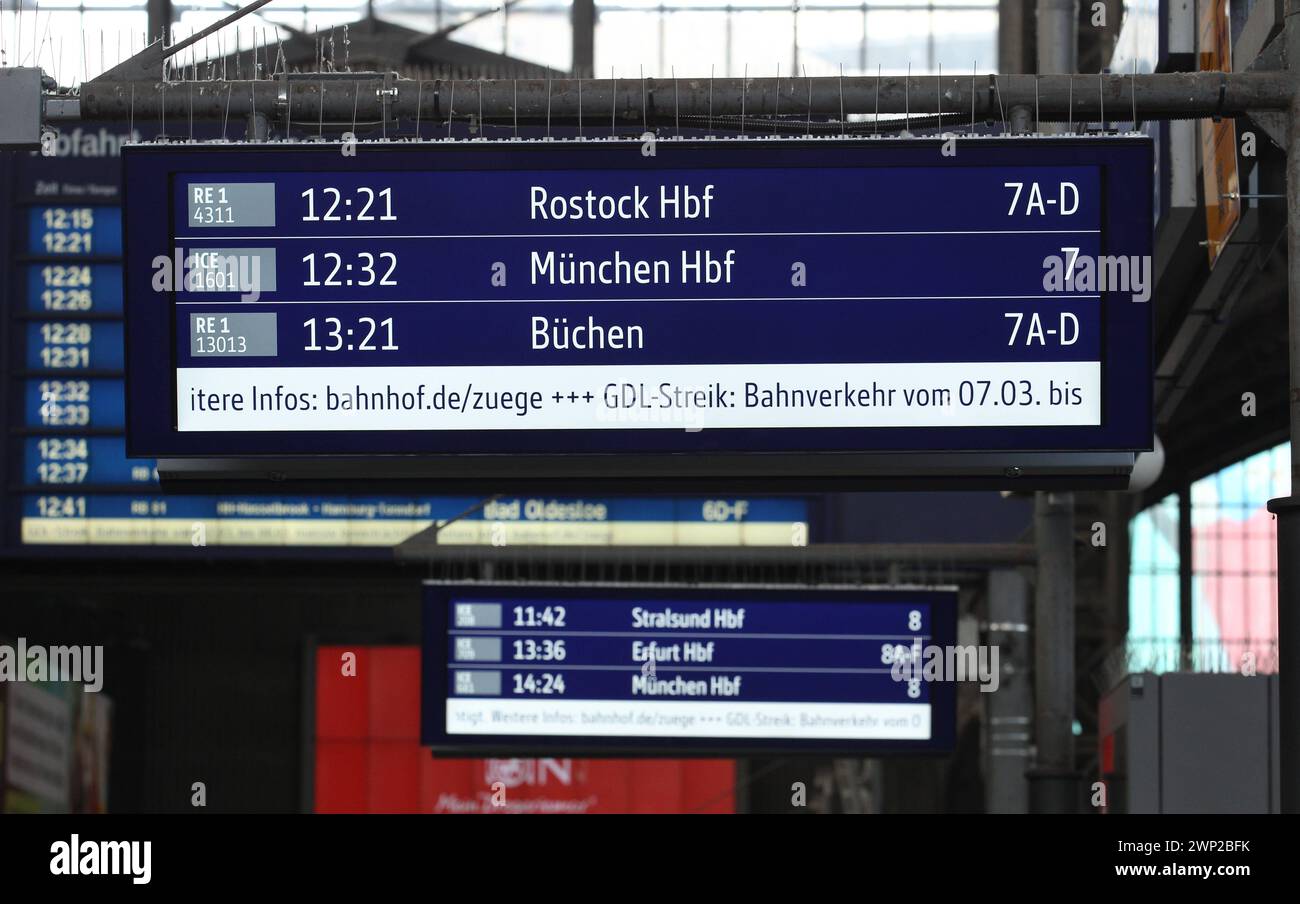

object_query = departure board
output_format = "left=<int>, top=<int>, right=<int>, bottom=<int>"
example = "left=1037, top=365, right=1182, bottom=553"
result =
left=422, top=585, right=958, bottom=754
left=122, top=138, right=1152, bottom=484
left=0, top=128, right=810, bottom=552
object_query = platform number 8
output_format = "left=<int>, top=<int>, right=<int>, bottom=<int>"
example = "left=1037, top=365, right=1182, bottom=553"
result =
left=908, top=610, right=922, bottom=632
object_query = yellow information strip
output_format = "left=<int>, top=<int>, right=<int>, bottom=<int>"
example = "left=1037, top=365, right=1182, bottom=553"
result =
left=21, top=517, right=808, bottom=548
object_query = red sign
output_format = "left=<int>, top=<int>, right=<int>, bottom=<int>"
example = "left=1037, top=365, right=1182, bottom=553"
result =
left=314, top=646, right=734, bottom=814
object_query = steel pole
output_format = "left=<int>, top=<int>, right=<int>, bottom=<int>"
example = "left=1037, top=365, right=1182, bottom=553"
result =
left=986, top=569, right=1032, bottom=813
left=998, top=0, right=1031, bottom=74
left=1267, top=0, right=1300, bottom=815
left=571, top=0, right=595, bottom=78
left=1031, top=491, right=1077, bottom=812
left=1036, top=0, right=1078, bottom=74
left=1027, top=0, right=1078, bottom=815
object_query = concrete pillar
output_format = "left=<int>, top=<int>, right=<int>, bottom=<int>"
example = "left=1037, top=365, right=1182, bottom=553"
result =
left=1031, top=491, right=1078, bottom=812
left=986, top=569, right=1032, bottom=813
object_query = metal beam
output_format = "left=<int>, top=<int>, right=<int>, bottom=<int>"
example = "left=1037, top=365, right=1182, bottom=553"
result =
left=74, top=71, right=1294, bottom=124
left=394, top=540, right=1037, bottom=566
left=1154, top=209, right=1262, bottom=424
left=1237, top=0, right=1285, bottom=73
left=98, top=0, right=278, bottom=82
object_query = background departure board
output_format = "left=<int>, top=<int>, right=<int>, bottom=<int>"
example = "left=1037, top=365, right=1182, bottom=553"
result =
left=0, top=127, right=810, bottom=554
left=422, top=585, right=958, bottom=755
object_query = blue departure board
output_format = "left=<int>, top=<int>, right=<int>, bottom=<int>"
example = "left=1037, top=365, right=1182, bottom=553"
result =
left=422, top=585, right=958, bottom=754
left=1, top=128, right=812, bottom=553
left=121, top=138, right=1152, bottom=483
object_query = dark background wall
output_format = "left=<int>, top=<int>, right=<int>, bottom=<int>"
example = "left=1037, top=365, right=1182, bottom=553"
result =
left=2, top=560, right=424, bottom=813
left=3, top=556, right=973, bottom=814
